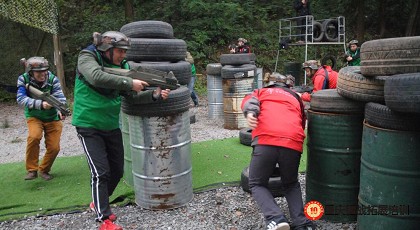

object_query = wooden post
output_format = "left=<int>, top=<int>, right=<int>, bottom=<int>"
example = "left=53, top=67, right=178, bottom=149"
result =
left=52, top=34, right=68, bottom=97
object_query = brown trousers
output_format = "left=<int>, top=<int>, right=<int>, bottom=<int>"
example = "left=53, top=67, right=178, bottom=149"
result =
left=25, top=117, right=63, bottom=173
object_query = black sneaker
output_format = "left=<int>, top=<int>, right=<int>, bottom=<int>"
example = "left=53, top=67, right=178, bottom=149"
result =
left=266, top=216, right=290, bottom=230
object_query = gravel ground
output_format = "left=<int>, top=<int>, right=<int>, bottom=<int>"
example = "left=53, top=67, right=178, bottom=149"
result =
left=0, top=96, right=357, bottom=230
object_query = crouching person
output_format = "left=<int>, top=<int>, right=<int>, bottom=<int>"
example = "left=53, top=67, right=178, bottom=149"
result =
left=241, top=73, right=315, bottom=230
left=17, top=57, right=66, bottom=181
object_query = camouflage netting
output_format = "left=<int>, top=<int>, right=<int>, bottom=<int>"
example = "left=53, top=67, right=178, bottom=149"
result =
left=0, top=0, right=58, bottom=34
left=0, top=1, right=58, bottom=88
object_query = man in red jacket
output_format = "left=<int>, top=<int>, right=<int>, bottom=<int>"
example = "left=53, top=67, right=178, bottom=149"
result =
left=300, top=60, right=337, bottom=102
left=241, top=73, right=315, bottom=230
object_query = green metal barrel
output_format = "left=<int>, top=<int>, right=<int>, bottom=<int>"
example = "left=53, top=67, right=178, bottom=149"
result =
left=357, top=123, right=420, bottom=229
left=306, top=110, right=364, bottom=222
left=121, top=111, right=133, bottom=186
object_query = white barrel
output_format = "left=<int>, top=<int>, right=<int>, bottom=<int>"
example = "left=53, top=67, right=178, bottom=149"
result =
left=207, top=74, right=224, bottom=119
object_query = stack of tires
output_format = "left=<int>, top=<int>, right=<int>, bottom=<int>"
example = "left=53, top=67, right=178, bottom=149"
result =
left=312, top=18, right=341, bottom=42
left=306, top=89, right=365, bottom=223
left=353, top=36, right=420, bottom=229
left=220, top=53, right=257, bottom=129
left=119, top=20, right=193, bottom=210
left=206, top=63, right=224, bottom=119
left=306, top=36, right=420, bottom=227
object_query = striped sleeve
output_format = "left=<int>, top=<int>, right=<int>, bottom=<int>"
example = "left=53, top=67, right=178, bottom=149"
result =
left=50, top=73, right=66, bottom=104
left=16, top=74, right=43, bottom=110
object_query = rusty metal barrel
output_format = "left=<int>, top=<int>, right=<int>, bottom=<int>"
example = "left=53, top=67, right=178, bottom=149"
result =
left=121, top=111, right=133, bottom=186
left=306, top=110, right=364, bottom=222
left=128, top=110, right=193, bottom=210
left=223, top=77, right=254, bottom=130
left=357, top=122, right=420, bottom=229
left=207, top=74, right=224, bottom=119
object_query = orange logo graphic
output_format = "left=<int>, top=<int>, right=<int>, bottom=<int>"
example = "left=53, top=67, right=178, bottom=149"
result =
left=304, top=200, right=324, bottom=220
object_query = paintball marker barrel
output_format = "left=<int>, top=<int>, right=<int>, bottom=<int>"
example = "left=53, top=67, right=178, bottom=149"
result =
left=26, top=84, right=71, bottom=116
left=103, top=67, right=180, bottom=90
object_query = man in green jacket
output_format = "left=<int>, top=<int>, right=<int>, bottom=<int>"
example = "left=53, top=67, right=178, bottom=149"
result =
left=344, top=40, right=361, bottom=66
left=72, top=31, right=170, bottom=230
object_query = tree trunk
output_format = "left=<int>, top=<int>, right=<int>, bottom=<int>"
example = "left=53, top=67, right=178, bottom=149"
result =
left=355, top=0, right=365, bottom=41
left=124, top=0, right=134, bottom=23
left=405, top=0, right=420, bottom=36
left=379, top=0, right=386, bottom=37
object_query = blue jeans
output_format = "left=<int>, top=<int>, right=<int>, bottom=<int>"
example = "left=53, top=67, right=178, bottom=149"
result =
left=188, top=75, right=199, bottom=106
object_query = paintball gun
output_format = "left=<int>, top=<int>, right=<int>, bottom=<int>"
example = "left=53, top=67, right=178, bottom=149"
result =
left=26, top=84, right=72, bottom=116
left=103, top=67, right=180, bottom=90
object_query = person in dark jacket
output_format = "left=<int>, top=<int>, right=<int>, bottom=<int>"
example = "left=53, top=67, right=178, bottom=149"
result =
left=293, top=0, right=311, bottom=42
left=72, top=31, right=170, bottom=230
left=229, top=38, right=251, bottom=53
left=344, top=40, right=361, bottom=66
left=241, top=73, right=315, bottom=230
left=17, top=57, right=67, bottom=181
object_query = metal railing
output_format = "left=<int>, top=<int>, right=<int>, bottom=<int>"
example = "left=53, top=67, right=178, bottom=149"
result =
left=275, top=15, right=347, bottom=84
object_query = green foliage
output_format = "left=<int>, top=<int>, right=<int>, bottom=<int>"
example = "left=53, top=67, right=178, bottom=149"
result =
left=194, top=74, right=207, bottom=96
left=1, top=0, right=419, bottom=93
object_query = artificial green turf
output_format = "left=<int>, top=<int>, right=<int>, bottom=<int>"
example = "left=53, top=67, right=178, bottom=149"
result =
left=0, top=136, right=307, bottom=222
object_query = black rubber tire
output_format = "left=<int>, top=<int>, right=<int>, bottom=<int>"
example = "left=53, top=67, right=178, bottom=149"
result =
left=364, top=102, right=420, bottom=131
left=221, top=64, right=257, bottom=79
left=322, top=19, right=338, bottom=42
left=120, top=20, right=174, bottom=38
left=126, top=38, right=187, bottom=62
left=321, top=54, right=337, bottom=70
left=206, top=63, right=223, bottom=75
left=337, top=66, right=385, bottom=102
left=121, top=86, right=190, bottom=117
left=360, top=36, right=420, bottom=76
left=219, top=53, right=252, bottom=65
left=312, top=21, right=324, bottom=42
left=128, top=60, right=192, bottom=86
left=310, top=89, right=365, bottom=114
left=239, top=128, right=252, bottom=146
left=240, top=166, right=284, bottom=198
left=384, top=73, right=420, bottom=114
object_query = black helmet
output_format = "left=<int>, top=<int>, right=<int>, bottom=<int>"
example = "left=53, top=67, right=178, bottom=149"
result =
left=93, top=31, right=131, bottom=52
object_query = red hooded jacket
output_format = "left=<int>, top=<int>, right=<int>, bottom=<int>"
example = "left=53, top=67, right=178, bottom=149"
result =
left=241, top=86, right=306, bottom=152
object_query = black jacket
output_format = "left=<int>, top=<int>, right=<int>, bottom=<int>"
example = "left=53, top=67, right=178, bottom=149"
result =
left=294, top=0, right=311, bottom=16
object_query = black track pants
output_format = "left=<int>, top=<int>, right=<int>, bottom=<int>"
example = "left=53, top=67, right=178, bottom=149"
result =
left=76, top=127, right=124, bottom=221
